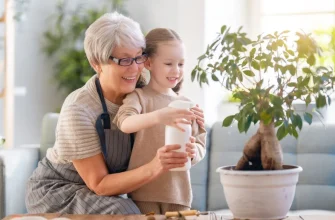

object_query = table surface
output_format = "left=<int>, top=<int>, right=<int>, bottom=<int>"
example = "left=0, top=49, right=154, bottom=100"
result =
left=3, top=213, right=335, bottom=220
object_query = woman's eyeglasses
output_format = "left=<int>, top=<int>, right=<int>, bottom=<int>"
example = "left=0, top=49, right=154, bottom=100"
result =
left=109, top=53, right=148, bottom=66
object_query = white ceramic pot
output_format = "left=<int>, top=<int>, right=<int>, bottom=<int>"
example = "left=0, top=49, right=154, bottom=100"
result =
left=216, top=165, right=303, bottom=220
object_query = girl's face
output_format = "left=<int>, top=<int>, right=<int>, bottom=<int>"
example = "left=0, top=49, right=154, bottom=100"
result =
left=98, top=46, right=145, bottom=103
left=145, top=40, right=185, bottom=93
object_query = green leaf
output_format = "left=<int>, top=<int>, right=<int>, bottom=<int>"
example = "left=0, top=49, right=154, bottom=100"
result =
left=275, top=120, right=283, bottom=127
left=287, top=50, right=295, bottom=56
left=288, top=64, right=296, bottom=75
left=292, top=126, right=299, bottom=139
left=260, top=112, right=272, bottom=125
left=303, top=112, right=313, bottom=125
left=200, top=72, right=207, bottom=86
left=237, top=72, right=243, bottom=82
left=250, top=48, right=256, bottom=59
left=270, top=95, right=283, bottom=107
left=238, top=117, right=246, bottom=133
left=287, top=82, right=297, bottom=87
left=305, top=94, right=311, bottom=106
left=191, top=69, right=197, bottom=82
left=277, top=125, right=288, bottom=140
left=296, top=114, right=303, bottom=130
left=211, top=74, right=219, bottom=81
left=316, top=95, right=327, bottom=108
left=245, top=115, right=252, bottom=132
left=302, top=77, right=310, bottom=86
left=242, top=59, right=248, bottom=67
left=251, top=60, right=260, bottom=70
left=243, top=70, right=255, bottom=77
left=302, top=68, right=312, bottom=74
left=307, top=55, right=316, bottom=66
left=222, top=115, right=235, bottom=127
left=221, top=25, right=227, bottom=34
left=198, top=54, right=207, bottom=61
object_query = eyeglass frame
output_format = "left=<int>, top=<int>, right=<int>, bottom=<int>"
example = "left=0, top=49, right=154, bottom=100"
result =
left=109, top=53, right=148, bottom=66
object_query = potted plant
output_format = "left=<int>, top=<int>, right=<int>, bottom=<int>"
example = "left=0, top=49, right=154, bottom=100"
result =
left=43, top=0, right=127, bottom=96
left=192, top=26, right=335, bottom=219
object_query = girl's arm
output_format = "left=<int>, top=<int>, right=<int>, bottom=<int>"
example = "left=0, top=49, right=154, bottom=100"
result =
left=115, top=91, right=196, bottom=133
left=120, top=107, right=196, bottom=133
left=186, top=104, right=207, bottom=165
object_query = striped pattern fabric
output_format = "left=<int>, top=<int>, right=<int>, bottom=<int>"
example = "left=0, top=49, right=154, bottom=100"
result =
left=46, top=75, right=121, bottom=163
left=25, top=75, right=140, bottom=214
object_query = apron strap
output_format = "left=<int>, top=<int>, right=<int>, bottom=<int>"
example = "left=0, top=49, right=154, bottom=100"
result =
left=95, top=78, right=111, bottom=173
left=94, top=77, right=135, bottom=174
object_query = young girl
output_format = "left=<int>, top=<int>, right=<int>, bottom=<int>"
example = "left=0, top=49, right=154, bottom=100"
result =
left=113, top=28, right=206, bottom=214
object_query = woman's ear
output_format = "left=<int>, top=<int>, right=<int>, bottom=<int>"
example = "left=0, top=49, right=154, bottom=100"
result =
left=144, top=58, right=152, bottom=71
left=92, top=63, right=102, bottom=74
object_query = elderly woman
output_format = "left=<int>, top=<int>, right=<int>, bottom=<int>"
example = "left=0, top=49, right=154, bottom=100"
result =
left=25, top=12, right=199, bottom=215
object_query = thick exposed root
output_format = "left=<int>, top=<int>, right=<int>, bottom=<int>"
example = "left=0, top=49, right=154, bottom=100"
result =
left=235, top=131, right=262, bottom=170
left=259, top=122, right=283, bottom=170
left=235, top=122, right=283, bottom=171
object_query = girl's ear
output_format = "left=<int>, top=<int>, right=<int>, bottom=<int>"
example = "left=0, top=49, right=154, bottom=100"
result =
left=144, top=58, right=152, bottom=71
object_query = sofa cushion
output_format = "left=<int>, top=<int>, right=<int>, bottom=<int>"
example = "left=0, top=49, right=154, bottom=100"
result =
left=0, top=147, right=39, bottom=216
left=0, top=159, right=4, bottom=218
left=40, top=113, right=59, bottom=159
left=190, top=126, right=211, bottom=211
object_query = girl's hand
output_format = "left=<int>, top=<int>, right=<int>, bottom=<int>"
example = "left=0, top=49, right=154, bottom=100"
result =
left=154, top=107, right=196, bottom=131
left=186, top=136, right=197, bottom=160
left=150, top=144, right=188, bottom=174
left=191, top=104, right=205, bottom=129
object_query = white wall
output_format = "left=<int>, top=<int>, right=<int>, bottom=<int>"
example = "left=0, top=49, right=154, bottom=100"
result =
left=1, top=0, right=254, bottom=146
left=8, top=0, right=101, bottom=147
left=126, top=0, right=206, bottom=108
left=4, top=0, right=208, bottom=147
left=203, top=0, right=253, bottom=125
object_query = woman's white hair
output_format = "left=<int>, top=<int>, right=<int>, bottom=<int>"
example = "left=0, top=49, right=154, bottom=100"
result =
left=84, top=12, right=145, bottom=67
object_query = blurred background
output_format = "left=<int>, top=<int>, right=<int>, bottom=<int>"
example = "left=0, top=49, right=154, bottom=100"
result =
left=1, top=0, right=335, bottom=149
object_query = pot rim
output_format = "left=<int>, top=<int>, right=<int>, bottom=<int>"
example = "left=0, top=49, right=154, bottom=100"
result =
left=216, top=164, right=303, bottom=176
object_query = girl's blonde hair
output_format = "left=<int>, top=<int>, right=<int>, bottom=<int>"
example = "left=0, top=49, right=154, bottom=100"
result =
left=145, top=28, right=183, bottom=93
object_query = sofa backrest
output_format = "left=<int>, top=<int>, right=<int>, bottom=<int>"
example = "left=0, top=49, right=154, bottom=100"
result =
left=207, top=121, right=335, bottom=211
left=40, top=113, right=59, bottom=159
left=0, top=159, right=4, bottom=218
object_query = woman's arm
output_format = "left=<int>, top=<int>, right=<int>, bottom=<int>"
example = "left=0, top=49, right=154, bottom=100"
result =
left=73, top=144, right=188, bottom=196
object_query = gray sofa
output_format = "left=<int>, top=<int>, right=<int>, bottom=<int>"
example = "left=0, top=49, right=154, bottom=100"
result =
left=0, top=112, right=334, bottom=218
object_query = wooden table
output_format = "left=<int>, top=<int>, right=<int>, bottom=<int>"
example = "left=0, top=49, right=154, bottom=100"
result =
left=3, top=213, right=335, bottom=220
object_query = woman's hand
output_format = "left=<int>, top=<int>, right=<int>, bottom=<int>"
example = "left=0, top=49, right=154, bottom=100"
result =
left=154, top=107, right=196, bottom=131
left=186, top=136, right=197, bottom=160
left=149, top=144, right=188, bottom=175
left=191, top=104, right=205, bottom=129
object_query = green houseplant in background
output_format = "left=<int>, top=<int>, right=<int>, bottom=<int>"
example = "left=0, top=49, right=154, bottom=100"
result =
left=314, top=27, right=335, bottom=69
left=192, top=26, right=335, bottom=219
left=42, top=0, right=127, bottom=95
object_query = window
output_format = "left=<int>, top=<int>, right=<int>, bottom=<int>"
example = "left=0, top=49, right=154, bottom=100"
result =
left=260, top=0, right=335, bottom=33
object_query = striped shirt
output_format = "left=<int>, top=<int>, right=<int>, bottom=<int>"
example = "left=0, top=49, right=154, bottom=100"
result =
left=47, top=75, right=120, bottom=163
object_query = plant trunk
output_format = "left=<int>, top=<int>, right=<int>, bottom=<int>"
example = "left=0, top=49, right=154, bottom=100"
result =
left=235, top=121, right=283, bottom=170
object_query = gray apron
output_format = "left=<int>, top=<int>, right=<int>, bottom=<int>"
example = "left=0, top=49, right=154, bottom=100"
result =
left=25, top=78, right=140, bottom=215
